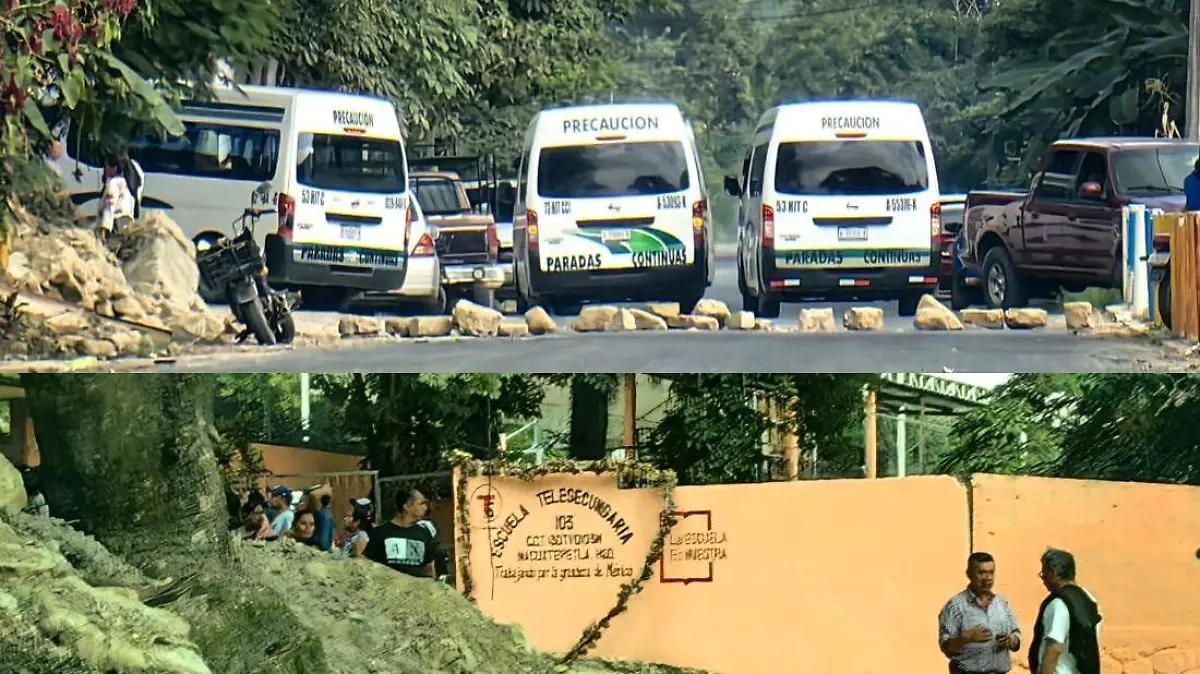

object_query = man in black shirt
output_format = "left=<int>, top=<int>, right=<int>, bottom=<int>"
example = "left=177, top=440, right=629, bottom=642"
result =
left=365, top=488, right=437, bottom=578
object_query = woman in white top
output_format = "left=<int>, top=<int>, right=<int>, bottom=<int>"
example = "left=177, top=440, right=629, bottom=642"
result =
left=340, top=501, right=373, bottom=558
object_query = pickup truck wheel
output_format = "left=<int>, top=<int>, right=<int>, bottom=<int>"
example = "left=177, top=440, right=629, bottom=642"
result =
left=982, top=246, right=1028, bottom=309
left=471, top=285, right=495, bottom=310
left=950, top=273, right=980, bottom=310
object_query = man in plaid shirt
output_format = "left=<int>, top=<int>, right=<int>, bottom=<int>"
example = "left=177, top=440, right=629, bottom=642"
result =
left=939, top=552, right=1022, bottom=674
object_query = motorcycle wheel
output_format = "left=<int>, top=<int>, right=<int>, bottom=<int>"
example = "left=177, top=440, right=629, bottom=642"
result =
left=238, top=297, right=277, bottom=345
left=274, top=310, right=296, bottom=344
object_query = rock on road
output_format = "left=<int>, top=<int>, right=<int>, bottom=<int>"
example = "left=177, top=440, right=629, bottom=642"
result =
left=138, top=255, right=1195, bottom=373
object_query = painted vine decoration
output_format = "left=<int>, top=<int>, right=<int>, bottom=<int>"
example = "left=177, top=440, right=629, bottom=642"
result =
left=446, top=450, right=679, bottom=665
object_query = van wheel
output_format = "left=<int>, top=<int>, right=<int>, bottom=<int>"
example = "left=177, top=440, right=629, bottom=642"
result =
left=981, top=246, right=1028, bottom=309
left=1158, top=266, right=1172, bottom=329
left=897, top=294, right=921, bottom=317
left=678, top=290, right=705, bottom=315
left=424, top=286, right=448, bottom=315
left=950, top=272, right=980, bottom=310
left=551, top=300, right=583, bottom=316
left=756, top=292, right=781, bottom=319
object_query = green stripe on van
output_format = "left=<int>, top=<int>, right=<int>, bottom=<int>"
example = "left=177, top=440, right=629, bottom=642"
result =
left=570, top=227, right=685, bottom=255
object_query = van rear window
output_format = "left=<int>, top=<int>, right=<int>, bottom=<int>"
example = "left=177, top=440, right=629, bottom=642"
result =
left=774, top=141, right=929, bottom=196
left=536, top=141, right=689, bottom=199
left=296, top=133, right=407, bottom=194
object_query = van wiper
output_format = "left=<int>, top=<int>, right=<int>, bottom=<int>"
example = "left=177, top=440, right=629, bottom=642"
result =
left=1124, top=185, right=1181, bottom=193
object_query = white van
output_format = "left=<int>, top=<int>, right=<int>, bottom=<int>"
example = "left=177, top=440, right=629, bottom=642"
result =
left=58, top=86, right=427, bottom=304
left=727, top=100, right=941, bottom=318
left=511, top=102, right=714, bottom=315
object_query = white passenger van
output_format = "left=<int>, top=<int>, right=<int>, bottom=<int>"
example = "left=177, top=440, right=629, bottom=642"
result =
left=726, top=100, right=941, bottom=318
left=511, top=102, right=714, bottom=315
left=57, top=86, right=426, bottom=304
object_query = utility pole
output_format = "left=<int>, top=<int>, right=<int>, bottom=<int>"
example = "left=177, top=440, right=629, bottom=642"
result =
left=1189, top=0, right=1200, bottom=141
left=622, top=374, right=637, bottom=460
left=864, top=388, right=878, bottom=479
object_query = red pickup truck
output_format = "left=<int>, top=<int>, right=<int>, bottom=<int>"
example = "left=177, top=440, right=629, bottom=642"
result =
left=954, top=138, right=1195, bottom=309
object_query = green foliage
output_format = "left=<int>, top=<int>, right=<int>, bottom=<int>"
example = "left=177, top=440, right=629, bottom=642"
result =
left=938, top=374, right=1200, bottom=485
left=642, top=374, right=874, bottom=484
left=314, top=374, right=546, bottom=476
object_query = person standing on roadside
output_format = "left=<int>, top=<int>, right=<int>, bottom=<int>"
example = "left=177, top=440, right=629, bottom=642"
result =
left=268, top=486, right=295, bottom=539
left=939, top=552, right=1022, bottom=674
left=1030, top=549, right=1102, bottom=674
left=364, top=488, right=436, bottom=578
left=1185, top=158, right=1200, bottom=211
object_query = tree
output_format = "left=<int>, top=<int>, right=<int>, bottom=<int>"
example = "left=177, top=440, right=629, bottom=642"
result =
left=642, top=374, right=875, bottom=484
left=315, top=374, right=546, bottom=476
left=937, top=374, right=1200, bottom=485
left=19, top=374, right=228, bottom=566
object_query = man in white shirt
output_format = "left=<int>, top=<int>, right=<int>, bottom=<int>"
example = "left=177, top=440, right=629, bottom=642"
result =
left=268, top=486, right=294, bottom=538
left=1030, top=548, right=1102, bottom=674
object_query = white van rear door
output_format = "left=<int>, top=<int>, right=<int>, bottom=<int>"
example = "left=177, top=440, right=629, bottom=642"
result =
left=292, top=132, right=409, bottom=254
left=770, top=137, right=935, bottom=269
left=533, top=139, right=696, bottom=273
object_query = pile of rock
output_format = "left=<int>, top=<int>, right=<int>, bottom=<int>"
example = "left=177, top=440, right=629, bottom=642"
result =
left=3, top=204, right=227, bottom=359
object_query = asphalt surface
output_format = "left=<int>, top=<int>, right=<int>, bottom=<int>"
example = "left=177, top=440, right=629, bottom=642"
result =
left=142, top=257, right=1192, bottom=373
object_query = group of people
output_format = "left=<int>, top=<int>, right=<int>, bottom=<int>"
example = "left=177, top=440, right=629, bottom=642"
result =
left=938, top=549, right=1102, bottom=674
left=227, top=484, right=450, bottom=580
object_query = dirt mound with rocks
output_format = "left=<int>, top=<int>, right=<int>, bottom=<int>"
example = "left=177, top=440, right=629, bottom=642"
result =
left=0, top=457, right=704, bottom=674
left=2, top=198, right=227, bottom=360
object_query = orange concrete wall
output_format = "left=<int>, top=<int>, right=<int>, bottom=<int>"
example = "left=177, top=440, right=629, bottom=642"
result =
left=458, top=473, right=968, bottom=674
left=250, top=443, right=365, bottom=477
left=973, top=475, right=1200, bottom=674
left=456, top=472, right=1200, bottom=674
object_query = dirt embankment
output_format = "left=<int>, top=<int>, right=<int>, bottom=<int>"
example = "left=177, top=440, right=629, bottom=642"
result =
left=2, top=192, right=229, bottom=362
left=0, top=456, right=705, bottom=674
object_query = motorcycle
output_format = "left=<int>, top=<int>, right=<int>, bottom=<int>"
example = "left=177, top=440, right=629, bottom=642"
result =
left=195, top=207, right=298, bottom=345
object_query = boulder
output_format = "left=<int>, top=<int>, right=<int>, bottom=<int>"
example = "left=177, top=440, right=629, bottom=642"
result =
left=408, top=316, right=454, bottom=338
left=1084, top=322, right=1151, bottom=338
left=960, top=308, right=1005, bottom=330
left=843, top=307, right=884, bottom=331
left=1063, top=301, right=1094, bottom=331
left=338, top=317, right=381, bottom=337
left=912, top=294, right=964, bottom=331
left=117, top=213, right=201, bottom=310
left=106, top=329, right=146, bottom=355
left=693, top=298, right=731, bottom=322
left=629, top=308, right=668, bottom=331
left=383, top=317, right=410, bottom=337
left=724, top=310, right=756, bottom=330
left=606, top=308, right=638, bottom=331
left=798, top=308, right=836, bottom=333
left=45, top=311, right=91, bottom=334
left=667, top=314, right=720, bottom=331
left=524, top=306, right=557, bottom=335
left=573, top=306, right=619, bottom=332
left=452, top=299, right=503, bottom=337
left=1004, top=308, right=1048, bottom=329
left=111, top=295, right=148, bottom=320
left=647, top=302, right=681, bottom=320
left=755, top=319, right=776, bottom=332
left=78, top=338, right=118, bottom=359
left=498, top=321, right=530, bottom=337
left=0, top=455, right=26, bottom=516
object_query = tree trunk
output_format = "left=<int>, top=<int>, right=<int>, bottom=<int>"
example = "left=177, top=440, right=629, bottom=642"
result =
left=20, top=374, right=229, bottom=568
left=569, top=376, right=612, bottom=460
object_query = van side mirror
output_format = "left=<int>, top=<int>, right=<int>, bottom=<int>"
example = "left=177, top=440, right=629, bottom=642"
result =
left=723, top=175, right=741, bottom=197
left=1079, top=182, right=1103, bottom=200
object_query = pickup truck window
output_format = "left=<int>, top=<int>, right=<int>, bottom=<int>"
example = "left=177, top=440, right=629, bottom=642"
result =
left=749, top=143, right=769, bottom=197
left=1112, top=146, right=1195, bottom=195
left=1031, top=149, right=1081, bottom=200
left=536, top=141, right=689, bottom=199
left=412, top=178, right=466, bottom=216
left=773, top=140, right=928, bottom=196
left=1075, top=151, right=1109, bottom=199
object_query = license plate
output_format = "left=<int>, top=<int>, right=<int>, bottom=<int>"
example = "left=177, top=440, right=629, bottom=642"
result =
left=838, top=226, right=867, bottom=242
left=341, top=224, right=361, bottom=241
left=602, top=228, right=631, bottom=243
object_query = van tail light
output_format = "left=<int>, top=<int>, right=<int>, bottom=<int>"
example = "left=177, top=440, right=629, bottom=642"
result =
left=1152, top=233, right=1170, bottom=253
left=403, top=205, right=416, bottom=248
left=762, top=203, right=775, bottom=249
left=486, top=221, right=499, bottom=258
left=692, top=199, right=707, bottom=244
left=930, top=202, right=942, bottom=245
left=276, top=193, right=296, bottom=241
left=526, top=209, right=539, bottom=252
left=412, top=232, right=436, bottom=257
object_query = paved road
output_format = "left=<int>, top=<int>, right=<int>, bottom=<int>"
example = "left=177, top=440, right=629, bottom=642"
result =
left=142, top=256, right=1192, bottom=373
